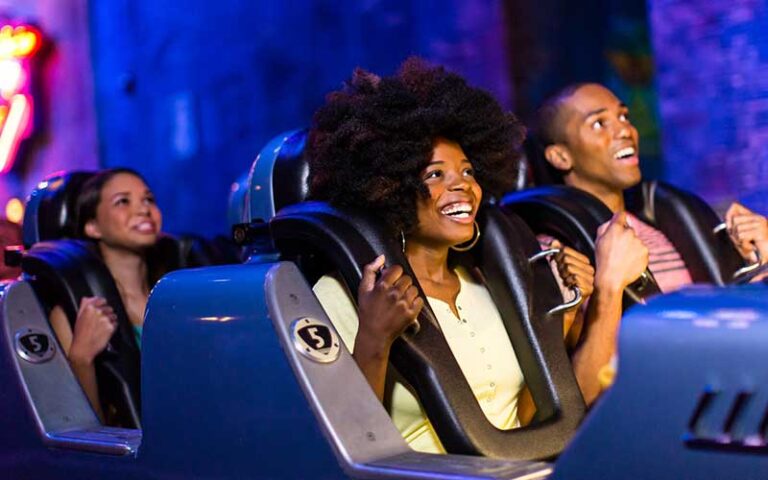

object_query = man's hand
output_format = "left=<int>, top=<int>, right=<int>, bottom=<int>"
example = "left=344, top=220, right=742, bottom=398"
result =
left=594, top=212, right=649, bottom=293
left=725, top=202, right=768, bottom=264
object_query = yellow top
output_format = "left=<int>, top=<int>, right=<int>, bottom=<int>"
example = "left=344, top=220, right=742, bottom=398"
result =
left=312, top=266, right=525, bottom=454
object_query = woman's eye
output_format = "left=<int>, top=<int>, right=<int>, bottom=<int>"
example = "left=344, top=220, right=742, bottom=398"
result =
left=114, top=198, right=129, bottom=206
left=144, top=195, right=156, bottom=204
left=463, top=168, right=475, bottom=177
left=424, top=170, right=442, bottom=181
left=591, top=119, right=604, bottom=130
left=619, top=112, right=630, bottom=122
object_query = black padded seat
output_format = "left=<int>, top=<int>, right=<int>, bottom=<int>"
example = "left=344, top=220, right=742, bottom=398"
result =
left=270, top=201, right=586, bottom=459
left=22, top=171, right=96, bottom=248
left=22, top=239, right=142, bottom=428
left=502, top=181, right=750, bottom=294
left=175, top=234, right=242, bottom=267
left=501, top=185, right=662, bottom=308
left=624, top=181, right=745, bottom=285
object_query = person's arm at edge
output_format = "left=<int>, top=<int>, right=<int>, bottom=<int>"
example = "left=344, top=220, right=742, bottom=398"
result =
left=50, top=303, right=105, bottom=422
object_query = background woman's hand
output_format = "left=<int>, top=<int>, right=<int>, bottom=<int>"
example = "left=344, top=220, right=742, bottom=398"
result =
left=725, top=202, right=768, bottom=264
left=356, top=255, right=424, bottom=353
left=594, top=212, right=649, bottom=293
left=68, top=296, right=118, bottom=365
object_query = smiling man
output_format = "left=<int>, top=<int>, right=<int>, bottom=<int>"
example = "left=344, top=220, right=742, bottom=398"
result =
left=531, top=83, right=768, bottom=399
left=536, top=82, right=768, bottom=293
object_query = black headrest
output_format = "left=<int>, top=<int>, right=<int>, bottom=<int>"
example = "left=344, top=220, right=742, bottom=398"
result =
left=22, top=239, right=141, bottom=428
left=501, top=185, right=662, bottom=308
left=271, top=201, right=585, bottom=459
left=175, top=234, right=242, bottom=266
left=272, top=129, right=310, bottom=213
left=22, top=171, right=95, bottom=248
left=625, top=181, right=745, bottom=285
left=524, top=135, right=563, bottom=187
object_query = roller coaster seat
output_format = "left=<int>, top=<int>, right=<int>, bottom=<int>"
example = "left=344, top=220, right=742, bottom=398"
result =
left=502, top=181, right=748, bottom=291
left=22, top=239, right=142, bottom=427
left=244, top=129, right=586, bottom=460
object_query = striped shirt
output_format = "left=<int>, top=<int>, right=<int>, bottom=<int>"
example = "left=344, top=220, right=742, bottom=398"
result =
left=537, top=212, right=692, bottom=295
left=626, top=212, right=692, bottom=293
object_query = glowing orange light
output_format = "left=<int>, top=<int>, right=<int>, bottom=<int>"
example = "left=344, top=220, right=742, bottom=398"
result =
left=0, top=59, right=23, bottom=97
left=0, top=94, right=31, bottom=173
left=0, top=23, right=43, bottom=176
left=5, top=197, right=23, bottom=224
left=0, top=25, right=42, bottom=59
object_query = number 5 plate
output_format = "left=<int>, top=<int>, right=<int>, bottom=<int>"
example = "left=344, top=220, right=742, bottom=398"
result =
left=291, top=317, right=341, bottom=364
left=15, top=328, right=56, bottom=364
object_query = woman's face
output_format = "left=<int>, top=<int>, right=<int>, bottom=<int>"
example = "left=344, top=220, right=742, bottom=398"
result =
left=84, top=173, right=162, bottom=251
left=410, top=138, right=482, bottom=249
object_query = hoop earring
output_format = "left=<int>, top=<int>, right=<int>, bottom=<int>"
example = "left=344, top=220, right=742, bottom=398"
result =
left=400, top=230, right=406, bottom=253
left=451, top=221, right=481, bottom=252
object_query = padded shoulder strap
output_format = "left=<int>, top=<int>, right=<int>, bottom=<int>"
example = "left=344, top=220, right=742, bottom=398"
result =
left=22, top=240, right=142, bottom=428
left=501, top=186, right=661, bottom=307
left=625, top=181, right=745, bottom=285
left=270, top=201, right=584, bottom=459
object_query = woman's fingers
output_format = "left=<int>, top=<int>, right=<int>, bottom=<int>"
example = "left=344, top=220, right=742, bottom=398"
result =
left=393, top=273, right=414, bottom=295
left=360, top=254, right=386, bottom=293
left=377, top=264, right=404, bottom=288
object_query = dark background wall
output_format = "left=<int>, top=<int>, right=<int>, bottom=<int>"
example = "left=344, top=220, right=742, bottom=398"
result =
left=8, top=0, right=763, bottom=236
left=88, top=0, right=513, bottom=235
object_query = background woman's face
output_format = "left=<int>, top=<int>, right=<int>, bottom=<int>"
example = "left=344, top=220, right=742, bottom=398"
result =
left=85, top=173, right=163, bottom=251
left=410, top=138, right=482, bottom=250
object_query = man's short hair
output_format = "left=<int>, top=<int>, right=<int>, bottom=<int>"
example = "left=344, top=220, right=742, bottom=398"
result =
left=529, top=83, right=592, bottom=184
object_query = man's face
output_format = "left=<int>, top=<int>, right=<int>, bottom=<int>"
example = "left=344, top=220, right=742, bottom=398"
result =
left=557, top=84, right=641, bottom=196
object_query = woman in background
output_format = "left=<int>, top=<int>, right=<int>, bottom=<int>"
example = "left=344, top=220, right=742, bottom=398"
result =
left=50, top=168, right=163, bottom=423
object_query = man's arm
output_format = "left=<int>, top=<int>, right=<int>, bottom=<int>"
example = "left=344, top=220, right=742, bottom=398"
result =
left=571, top=212, right=648, bottom=405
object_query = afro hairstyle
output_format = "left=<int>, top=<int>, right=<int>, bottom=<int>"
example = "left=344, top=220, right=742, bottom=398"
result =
left=308, top=57, right=525, bottom=235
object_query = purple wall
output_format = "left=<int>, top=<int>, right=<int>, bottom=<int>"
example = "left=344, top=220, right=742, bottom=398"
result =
left=650, top=0, right=768, bottom=215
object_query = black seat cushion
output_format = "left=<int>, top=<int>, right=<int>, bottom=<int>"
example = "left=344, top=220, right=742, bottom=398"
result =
left=501, top=185, right=661, bottom=308
left=22, top=171, right=96, bottom=248
left=22, top=239, right=142, bottom=428
left=625, top=181, right=745, bottom=285
left=270, top=201, right=585, bottom=459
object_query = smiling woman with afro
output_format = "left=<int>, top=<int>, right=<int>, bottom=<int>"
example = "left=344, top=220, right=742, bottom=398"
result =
left=308, top=57, right=524, bottom=235
left=308, top=58, right=597, bottom=454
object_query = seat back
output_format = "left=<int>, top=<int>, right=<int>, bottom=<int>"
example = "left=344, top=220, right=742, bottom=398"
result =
left=501, top=185, right=661, bottom=308
left=625, top=181, right=745, bottom=285
left=22, top=171, right=95, bottom=248
left=245, top=129, right=309, bottom=225
left=241, top=129, right=585, bottom=458
left=22, top=239, right=141, bottom=427
left=269, top=201, right=585, bottom=459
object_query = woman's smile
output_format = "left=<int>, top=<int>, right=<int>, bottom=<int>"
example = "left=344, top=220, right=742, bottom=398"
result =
left=410, top=138, right=482, bottom=248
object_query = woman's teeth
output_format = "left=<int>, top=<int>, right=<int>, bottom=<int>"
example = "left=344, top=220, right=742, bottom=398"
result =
left=441, top=203, right=473, bottom=217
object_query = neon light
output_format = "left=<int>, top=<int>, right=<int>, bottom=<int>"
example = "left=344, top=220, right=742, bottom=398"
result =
left=0, top=59, right=23, bottom=97
left=0, top=25, right=42, bottom=59
left=0, top=94, right=31, bottom=173
left=0, top=22, right=44, bottom=174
